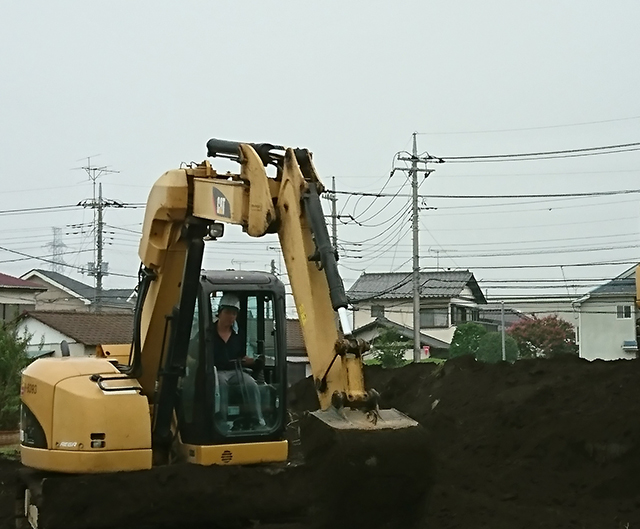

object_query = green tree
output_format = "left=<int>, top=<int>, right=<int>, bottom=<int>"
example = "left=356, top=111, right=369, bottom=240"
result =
left=475, top=332, right=519, bottom=363
left=508, top=315, right=577, bottom=358
left=372, top=328, right=411, bottom=368
left=0, top=324, right=32, bottom=430
left=449, top=322, right=487, bottom=359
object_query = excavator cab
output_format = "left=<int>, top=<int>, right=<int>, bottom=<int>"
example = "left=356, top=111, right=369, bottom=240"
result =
left=178, top=270, right=287, bottom=445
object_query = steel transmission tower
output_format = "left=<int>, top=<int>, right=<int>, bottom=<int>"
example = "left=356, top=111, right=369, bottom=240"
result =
left=44, top=227, right=67, bottom=273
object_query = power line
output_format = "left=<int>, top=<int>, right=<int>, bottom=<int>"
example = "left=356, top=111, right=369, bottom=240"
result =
left=440, top=141, right=640, bottom=162
left=426, top=259, right=639, bottom=270
left=416, top=115, right=640, bottom=135
left=332, top=188, right=640, bottom=200
left=418, top=243, right=640, bottom=259
left=0, top=245, right=136, bottom=278
left=0, top=204, right=81, bottom=216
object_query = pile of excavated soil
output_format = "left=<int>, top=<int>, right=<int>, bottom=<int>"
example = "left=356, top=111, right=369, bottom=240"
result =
left=290, top=355, right=640, bottom=528
left=0, top=456, right=20, bottom=529
left=2, top=355, right=640, bottom=529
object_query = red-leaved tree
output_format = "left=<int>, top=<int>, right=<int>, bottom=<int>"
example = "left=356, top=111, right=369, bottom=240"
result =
left=507, top=315, right=577, bottom=358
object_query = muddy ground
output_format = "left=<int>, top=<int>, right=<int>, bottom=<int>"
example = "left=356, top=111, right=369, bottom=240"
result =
left=2, top=355, right=640, bottom=528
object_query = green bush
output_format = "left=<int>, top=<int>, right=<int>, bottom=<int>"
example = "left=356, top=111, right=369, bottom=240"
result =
left=372, top=329, right=411, bottom=369
left=449, top=322, right=487, bottom=359
left=0, top=324, right=32, bottom=430
left=476, top=332, right=519, bottom=363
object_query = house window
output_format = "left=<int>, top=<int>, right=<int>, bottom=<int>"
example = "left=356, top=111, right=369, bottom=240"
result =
left=420, top=308, right=448, bottom=328
left=616, top=305, right=632, bottom=319
left=451, top=306, right=468, bottom=325
left=371, top=305, right=385, bottom=318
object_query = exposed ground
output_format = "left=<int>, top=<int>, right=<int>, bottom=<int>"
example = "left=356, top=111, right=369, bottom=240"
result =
left=3, top=355, right=640, bottom=528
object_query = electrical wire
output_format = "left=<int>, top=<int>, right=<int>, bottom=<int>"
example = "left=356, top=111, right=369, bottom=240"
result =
left=0, top=205, right=82, bottom=216
left=416, top=115, right=640, bottom=135
left=0, top=245, right=136, bottom=278
left=332, top=188, right=640, bottom=200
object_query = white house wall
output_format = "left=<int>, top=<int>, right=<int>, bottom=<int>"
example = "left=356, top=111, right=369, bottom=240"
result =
left=579, top=299, right=636, bottom=361
left=458, top=286, right=475, bottom=301
left=17, top=318, right=86, bottom=357
left=353, top=301, right=457, bottom=344
left=426, top=327, right=456, bottom=343
left=30, top=281, right=88, bottom=311
left=353, top=301, right=412, bottom=329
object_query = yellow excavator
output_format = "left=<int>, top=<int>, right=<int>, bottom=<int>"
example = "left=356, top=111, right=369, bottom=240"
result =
left=17, top=139, right=431, bottom=529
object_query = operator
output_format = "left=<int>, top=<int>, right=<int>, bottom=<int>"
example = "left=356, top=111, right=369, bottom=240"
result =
left=210, top=293, right=266, bottom=428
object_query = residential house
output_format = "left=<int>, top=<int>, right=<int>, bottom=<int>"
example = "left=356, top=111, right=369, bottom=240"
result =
left=0, top=272, right=46, bottom=324
left=480, top=303, right=531, bottom=332
left=17, top=311, right=134, bottom=357
left=573, top=265, right=638, bottom=361
left=350, top=316, right=450, bottom=359
left=20, top=269, right=134, bottom=312
left=347, top=271, right=487, bottom=347
left=497, top=296, right=580, bottom=336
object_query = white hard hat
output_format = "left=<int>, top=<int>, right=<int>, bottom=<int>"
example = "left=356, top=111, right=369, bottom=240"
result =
left=219, top=293, right=241, bottom=312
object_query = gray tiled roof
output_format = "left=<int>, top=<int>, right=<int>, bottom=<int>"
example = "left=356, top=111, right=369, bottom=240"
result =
left=347, top=271, right=486, bottom=304
left=588, top=265, right=637, bottom=297
left=23, top=269, right=134, bottom=307
left=28, top=269, right=95, bottom=300
left=480, top=303, right=530, bottom=326
left=23, top=311, right=133, bottom=346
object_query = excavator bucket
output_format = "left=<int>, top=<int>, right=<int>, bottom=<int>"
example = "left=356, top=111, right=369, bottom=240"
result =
left=309, top=405, right=420, bottom=430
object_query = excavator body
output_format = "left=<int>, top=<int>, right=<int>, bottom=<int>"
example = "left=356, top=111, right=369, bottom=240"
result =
left=16, top=139, right=431, bottom=529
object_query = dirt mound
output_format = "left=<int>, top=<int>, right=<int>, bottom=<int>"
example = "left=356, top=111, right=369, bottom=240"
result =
left=3, top=355, right=640, bottom=529
left=0, top=456, right=20, bottom=529
left=290, top=355, right=640, bottom=528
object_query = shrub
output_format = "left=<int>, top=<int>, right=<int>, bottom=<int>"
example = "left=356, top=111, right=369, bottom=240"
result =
left=449, top=322, right=487, bottom=359
left=0, top=324, right=32, bottom=430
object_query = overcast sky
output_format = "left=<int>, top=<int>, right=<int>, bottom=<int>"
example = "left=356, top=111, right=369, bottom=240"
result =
left=1, top=1, right=639, bottom=303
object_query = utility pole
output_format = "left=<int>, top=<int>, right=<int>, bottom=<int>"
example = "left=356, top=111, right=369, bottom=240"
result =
left=231, top=259, right=254, bottom=270
left=96, top=184, right=105, bottom=300
left=268, top=246, right=283, bottom=278
left=77, top=157, right=121, bottom=311
left=429, top=248, right=440, bottom=271
left=501, top=301, right=506, bottom=361
left=410, top=135, right=420, bottom=362
left=331, top=176, right=338, bottom=254
left=395, top=133, right=441, bottom=362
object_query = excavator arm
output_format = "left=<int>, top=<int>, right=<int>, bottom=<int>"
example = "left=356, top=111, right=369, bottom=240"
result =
left=135, top=140, right=410, bottom=431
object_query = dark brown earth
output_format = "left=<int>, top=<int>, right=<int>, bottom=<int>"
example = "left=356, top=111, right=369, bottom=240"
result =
left=3, top=355, right=640, bottom=529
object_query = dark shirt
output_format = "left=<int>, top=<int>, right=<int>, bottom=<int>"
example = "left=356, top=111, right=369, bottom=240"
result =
left=211, top=325, right=244, bottom=370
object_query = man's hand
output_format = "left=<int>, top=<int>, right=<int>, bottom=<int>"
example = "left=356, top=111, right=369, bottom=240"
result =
left=241, top=356, right=255, bottom=367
